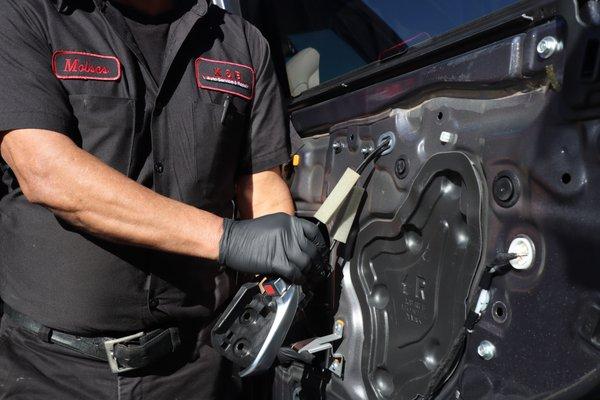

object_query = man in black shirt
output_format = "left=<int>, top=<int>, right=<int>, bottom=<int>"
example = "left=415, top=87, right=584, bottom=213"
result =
left=0, top=0, right=327, bottom=398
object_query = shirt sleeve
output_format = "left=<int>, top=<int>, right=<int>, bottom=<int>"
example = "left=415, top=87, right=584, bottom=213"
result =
left=0, top=2, right=74, bottom=134
left=237, top=23, right=290, bottom=175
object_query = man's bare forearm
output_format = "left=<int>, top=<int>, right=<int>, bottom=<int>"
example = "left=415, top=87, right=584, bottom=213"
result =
left=235, top=167, right=294, bottom=219
left=1, top=129, right=223, bottom=260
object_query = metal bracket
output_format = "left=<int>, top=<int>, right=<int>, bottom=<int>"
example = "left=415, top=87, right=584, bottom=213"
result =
left=299, top=319, right=344, bottom=354
left=299, top=320, right=346, bottom=378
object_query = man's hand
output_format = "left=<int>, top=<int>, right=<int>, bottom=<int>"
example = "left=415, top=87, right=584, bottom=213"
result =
left=218, top=213, right=328, bottom=283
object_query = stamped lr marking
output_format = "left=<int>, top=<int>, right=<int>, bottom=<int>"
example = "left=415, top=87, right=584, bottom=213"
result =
left=400, top=274, right=428, bottom=325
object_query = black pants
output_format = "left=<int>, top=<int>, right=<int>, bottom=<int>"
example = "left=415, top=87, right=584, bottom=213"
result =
left=0, top=315, right=241, bottom=400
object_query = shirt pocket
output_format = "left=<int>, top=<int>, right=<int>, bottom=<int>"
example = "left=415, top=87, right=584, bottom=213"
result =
left=168, top=99, right=247, bottom=213
left=68, top=95, right=135, bottom=176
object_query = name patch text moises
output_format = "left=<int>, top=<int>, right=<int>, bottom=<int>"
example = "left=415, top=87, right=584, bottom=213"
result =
left=52, top=51, right=121, bottom=81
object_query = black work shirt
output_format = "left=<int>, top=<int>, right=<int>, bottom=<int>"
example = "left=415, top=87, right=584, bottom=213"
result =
left=115, top=2, right=190, bottom=187
left=0, top=0, right=290, bottom=335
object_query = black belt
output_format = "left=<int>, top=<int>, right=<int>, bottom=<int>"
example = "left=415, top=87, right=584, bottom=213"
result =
left=3, top=305, right=181, bottom=374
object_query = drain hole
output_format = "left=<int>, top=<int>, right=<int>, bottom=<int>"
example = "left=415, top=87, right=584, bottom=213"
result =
left=561, top=173, right=572, bottom=184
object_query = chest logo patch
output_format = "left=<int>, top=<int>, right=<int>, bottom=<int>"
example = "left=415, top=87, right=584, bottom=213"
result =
left=195, top=57, right=255, bottom=100
left=52, top=51, right=121, bottom=81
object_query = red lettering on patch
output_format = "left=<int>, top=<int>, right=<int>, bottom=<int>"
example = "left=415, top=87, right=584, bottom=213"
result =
left=195, top=57, right=255, bottom=100
left=52, top=51, right=121, bottom=81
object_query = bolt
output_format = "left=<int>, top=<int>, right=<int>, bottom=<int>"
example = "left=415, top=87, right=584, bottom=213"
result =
left=395, top=158, right=409, bottom=179
left=477, top=340, right=497, bottom=360
left=334, top=320, right=344, bottom=335
left=537, top=36, right=560, bottom=59
left=332, top=141, right=342, bottom=154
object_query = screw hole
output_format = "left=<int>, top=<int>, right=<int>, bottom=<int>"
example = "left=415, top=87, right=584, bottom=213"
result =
left=437, top=112, right=443, bottom=120
left=236, top=342, right=245, bottom=351
left=492, top=301, right=508, bottom=323
left=561, top=173, right=571, bottom=184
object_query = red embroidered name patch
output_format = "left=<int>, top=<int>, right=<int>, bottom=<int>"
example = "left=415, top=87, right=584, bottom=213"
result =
left=52, top=51, right=121, bottom=81
left=195, top=57, right=255, bottom=100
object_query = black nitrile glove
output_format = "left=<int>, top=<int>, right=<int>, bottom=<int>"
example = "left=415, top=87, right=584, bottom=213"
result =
left=218, top=213, right=328, bottom=283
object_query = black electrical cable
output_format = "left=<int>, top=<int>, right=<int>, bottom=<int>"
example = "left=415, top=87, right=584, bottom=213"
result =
left=356, top=138, right=391, bottom=174
left=321, top=138, right=392, bottom=330
left=424, top=252, right=519, bottom=399
left=284, top=138, right=393, bottom=376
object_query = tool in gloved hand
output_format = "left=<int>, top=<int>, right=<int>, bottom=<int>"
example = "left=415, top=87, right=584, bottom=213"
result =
left=219, top=212, right=329, bottom=283
left=214, top=215, right=328, bottom=377
left=211, top=277, right=302, bottom=377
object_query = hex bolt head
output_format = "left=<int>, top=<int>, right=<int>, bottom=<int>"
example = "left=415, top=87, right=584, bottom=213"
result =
left=477, top=340, right=497, bottom=360
left=537, top=36, right=560, bottom=59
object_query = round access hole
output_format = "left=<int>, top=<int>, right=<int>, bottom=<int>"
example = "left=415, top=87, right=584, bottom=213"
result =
left=561, top=173, right=571, bottom=184
left=239, top=308, right=256, bottom=325
left=492, top=301, right=508, bottom=323
left=233, top=339, right=251, bottom=358
left=437, top=112, right=443, bottom=120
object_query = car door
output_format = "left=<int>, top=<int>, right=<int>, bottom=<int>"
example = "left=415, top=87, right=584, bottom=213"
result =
left=231, top=0, right=600, bottom=399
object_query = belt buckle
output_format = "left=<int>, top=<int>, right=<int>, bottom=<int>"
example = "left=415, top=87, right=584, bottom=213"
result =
left=103, top=332, right=144, bottom=374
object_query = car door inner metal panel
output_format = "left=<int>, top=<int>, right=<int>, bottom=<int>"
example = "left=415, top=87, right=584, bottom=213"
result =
left=279, top=9, right=600, bottom=399
left=352, top=151, right=484, bottom=400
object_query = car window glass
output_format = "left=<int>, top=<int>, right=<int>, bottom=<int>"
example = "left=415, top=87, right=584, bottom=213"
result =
left=274, top=0, right=521, bottom=96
